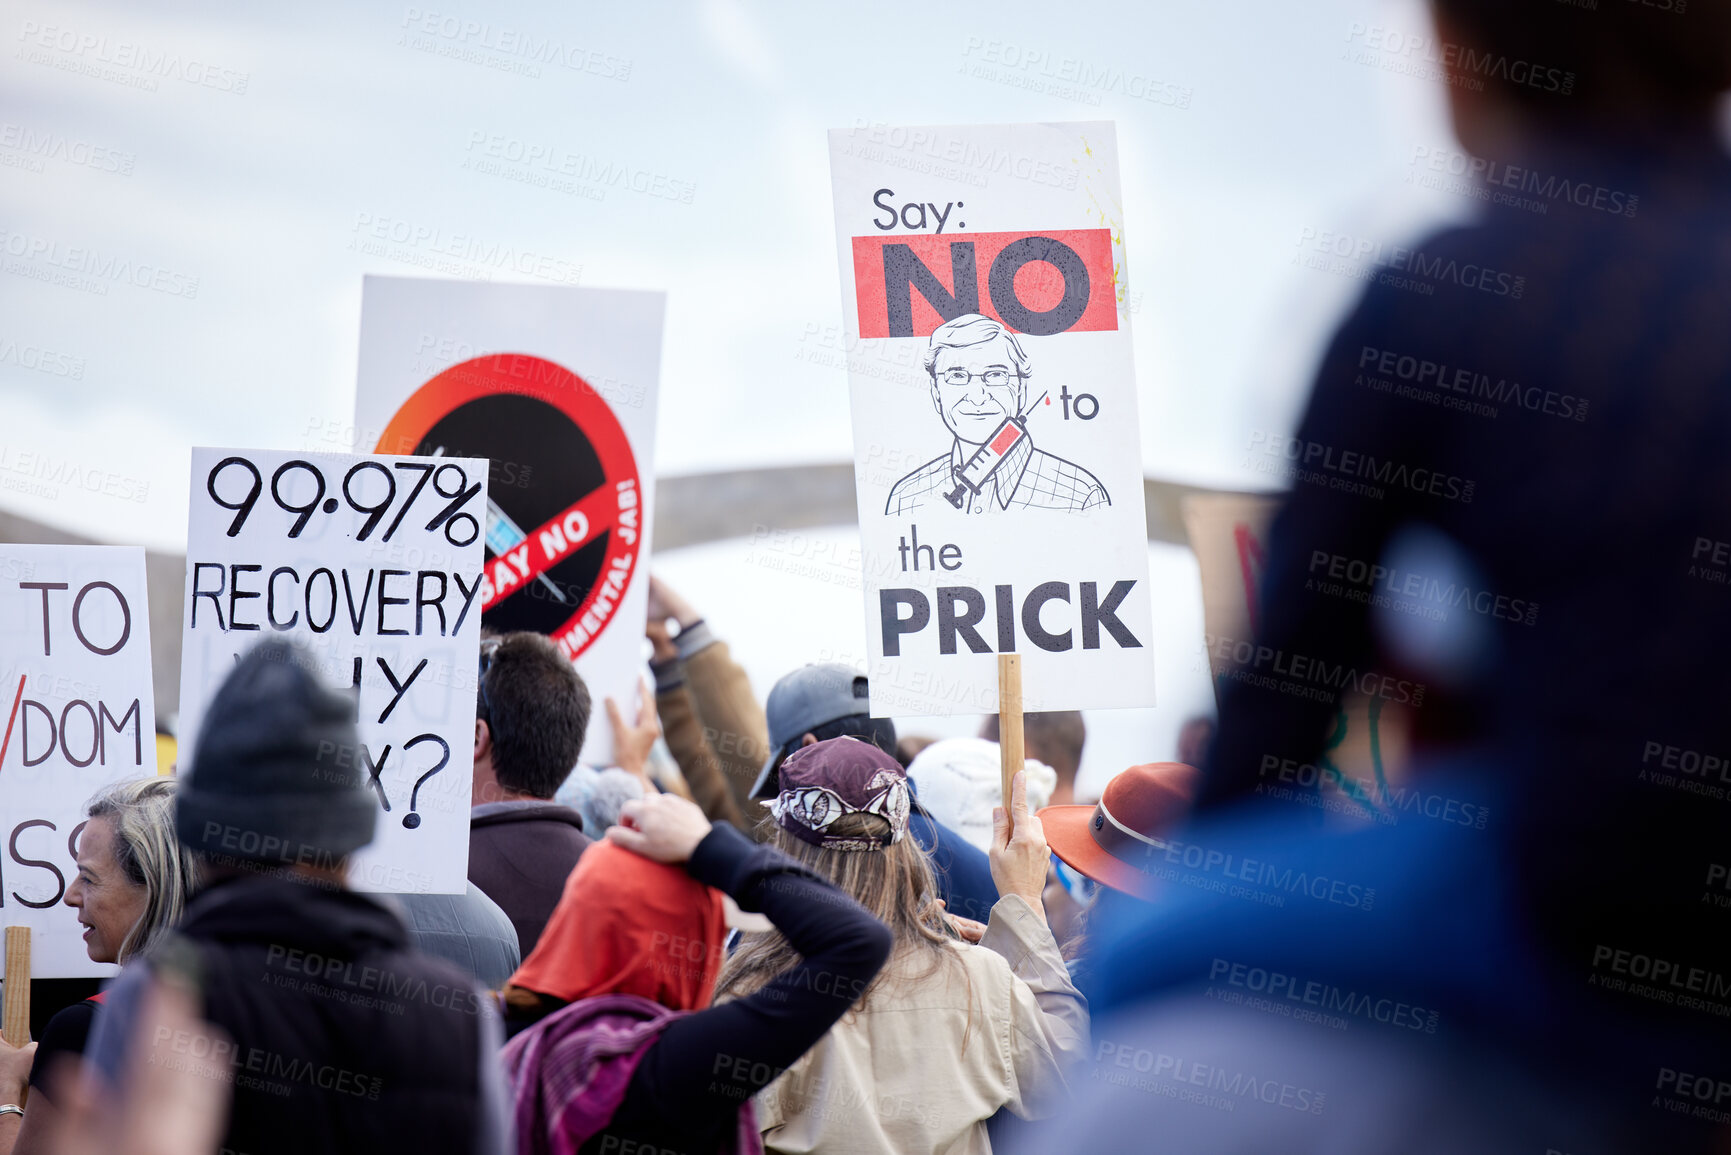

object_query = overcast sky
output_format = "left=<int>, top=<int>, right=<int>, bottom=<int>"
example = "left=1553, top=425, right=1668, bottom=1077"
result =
left=2, top=0, right=1465, bottom=771
left=2, top=0, right=1461, bottom=550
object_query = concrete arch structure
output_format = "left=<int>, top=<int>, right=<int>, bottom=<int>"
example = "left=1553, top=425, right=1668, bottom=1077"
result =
left=1, top=465, right=1260, bottom=718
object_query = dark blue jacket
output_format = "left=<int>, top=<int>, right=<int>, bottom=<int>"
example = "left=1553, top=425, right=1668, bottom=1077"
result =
left=1208, top=126, right=1731, bottom=814
left=1122, top=125, right=1731, bottom=1151
left=909, top=803, right=999, bottom=922
left=1202, top=124, right=1731, bottom=972
left=1049, top=767, right=1726, bottom=1152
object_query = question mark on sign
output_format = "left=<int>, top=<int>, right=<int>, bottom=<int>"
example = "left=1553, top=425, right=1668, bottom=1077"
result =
left=400, top=733, right=450, bottom=830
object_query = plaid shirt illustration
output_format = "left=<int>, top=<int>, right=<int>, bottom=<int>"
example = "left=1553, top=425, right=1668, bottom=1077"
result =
left=886, top=434, right=1110, bottom=515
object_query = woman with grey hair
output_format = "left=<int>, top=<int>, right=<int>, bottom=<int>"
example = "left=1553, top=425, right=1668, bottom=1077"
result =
left=0, top=777, right=197, bottom=1154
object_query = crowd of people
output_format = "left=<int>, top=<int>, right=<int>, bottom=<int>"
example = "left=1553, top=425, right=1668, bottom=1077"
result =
left=0, top=586, right=1130, bottom=1155
left=3, top=1, right=1731, bottom=1151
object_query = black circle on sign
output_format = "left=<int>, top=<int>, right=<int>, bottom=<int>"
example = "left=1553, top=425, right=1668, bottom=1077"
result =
left=414, top=393, right=612, bottom=636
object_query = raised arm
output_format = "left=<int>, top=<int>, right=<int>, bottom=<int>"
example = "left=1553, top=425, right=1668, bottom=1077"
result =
left=602, top=795, right=891, bottom=1125
left=983, top=772, right=1089, bottom=1117
left=650, top=618, right=747, bottom=827
left=647, top=577, right=772, bottom=831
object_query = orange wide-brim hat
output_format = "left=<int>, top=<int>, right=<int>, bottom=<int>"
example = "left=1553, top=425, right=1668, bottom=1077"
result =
left=1038, top=762, right=1200, bottom=899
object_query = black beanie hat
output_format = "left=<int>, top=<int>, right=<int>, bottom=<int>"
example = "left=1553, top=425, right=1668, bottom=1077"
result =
left=178, top=639, right=377, bottom=866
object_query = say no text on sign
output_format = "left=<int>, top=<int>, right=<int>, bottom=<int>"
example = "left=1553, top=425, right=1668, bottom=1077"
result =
left=828, top=121, right=1156, bottom=716
left=354, top=276, right=666, bottom=764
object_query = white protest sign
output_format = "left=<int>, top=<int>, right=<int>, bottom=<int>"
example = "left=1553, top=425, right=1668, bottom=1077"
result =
left=1181, top=492, right=1280, bottom=687
left=829, top=121, right=1155, bottom=716
left=0, top=545, right=155, bottom=977
left=350, top=277, right=663, bottom=766
left=178, top=447, right=488, bottom=894
left=1181, top=492, right=1412, bottom=793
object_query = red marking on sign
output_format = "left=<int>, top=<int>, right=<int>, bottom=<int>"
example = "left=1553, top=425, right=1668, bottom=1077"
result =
left=377, top=353, right=644, bottom=663
left=1233, top=523, right=1267, bottom=636
left=549, top=548, right=636, bottom=660
left=480, top=486, right=629, bottom=612
left=990, top=423, right=1024, bottom=456
left=851, top=228, right=1118, bottom=338
left=1013, top=260, right=1065, bottom=312
left=0, top=675, right=25, bottom=772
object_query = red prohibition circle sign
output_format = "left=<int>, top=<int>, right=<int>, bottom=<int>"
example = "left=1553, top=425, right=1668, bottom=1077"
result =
left=376, top=353, right=643, bottom=662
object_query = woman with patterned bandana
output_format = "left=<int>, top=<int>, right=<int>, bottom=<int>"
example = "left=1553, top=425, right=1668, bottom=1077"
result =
left=718, top=736, right=1089, bottom=1154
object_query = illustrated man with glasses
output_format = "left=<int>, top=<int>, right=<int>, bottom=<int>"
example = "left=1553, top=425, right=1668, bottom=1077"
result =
left=886, top=313, right=1109, bottom=515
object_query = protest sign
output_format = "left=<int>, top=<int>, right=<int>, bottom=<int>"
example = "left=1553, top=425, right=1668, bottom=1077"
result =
left=352, top=276, right=663, bottom=764
left=828, top=121, right=1155, bottom=716
left=1180, top=492, right=1410, bottom=800
left=178, top=447, right=487, bottom=895
left=1181, top=492, right=1280, bottom=679
left=0, top=543, right=155, bottom=977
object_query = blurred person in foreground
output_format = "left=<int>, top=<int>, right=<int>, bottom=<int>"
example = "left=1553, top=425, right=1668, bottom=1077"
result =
left=497, top=785, right=891, bottom=1154
left=720, top=738, right=1089, bottom=1154
left=1027, top=3, right=1731, bottom=1151
left=0, top=780, right=196, bottom=1155
left=749, top=663, right=1000, bottom=921
left=1173, top=715, right=1214, bottom=771
left=83, top=640, right=509, bottom=1155
left=469, top=631, right=594, bottom=956
left=26, top=966, right=229, bottom=1155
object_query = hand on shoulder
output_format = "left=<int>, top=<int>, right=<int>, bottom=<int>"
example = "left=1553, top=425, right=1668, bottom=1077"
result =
left=606, top=792, right=713, bottom=864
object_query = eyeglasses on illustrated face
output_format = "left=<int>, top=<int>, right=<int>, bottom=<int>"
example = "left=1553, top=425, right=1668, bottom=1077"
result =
left=934, top=367, right=1022, bottom=389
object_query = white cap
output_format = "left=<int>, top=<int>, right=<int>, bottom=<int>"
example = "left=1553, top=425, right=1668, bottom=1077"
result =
left=906, top=737, right=1057, bottom=853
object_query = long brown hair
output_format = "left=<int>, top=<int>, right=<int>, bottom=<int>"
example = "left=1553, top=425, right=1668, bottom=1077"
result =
left=716, top=813, right=966, bottom=1011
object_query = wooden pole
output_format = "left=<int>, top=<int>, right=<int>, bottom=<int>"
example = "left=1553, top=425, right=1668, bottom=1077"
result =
left=2, top=927, right=29, bottom=1048
left=997, top=653, right=1024, bottom=843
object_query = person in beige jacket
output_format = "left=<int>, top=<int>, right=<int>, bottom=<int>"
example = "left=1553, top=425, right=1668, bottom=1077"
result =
left=717, top=737, right=1088, bottom=1154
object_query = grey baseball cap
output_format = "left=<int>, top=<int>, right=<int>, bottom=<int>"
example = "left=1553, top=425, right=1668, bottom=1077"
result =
left=748, top=662, right=879, bottom=800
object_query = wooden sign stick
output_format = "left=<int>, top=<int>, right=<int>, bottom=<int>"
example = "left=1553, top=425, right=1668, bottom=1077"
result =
left=998, top=653, right=1024, bottom=844
left=2, top=926, right=30, bottom=1049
